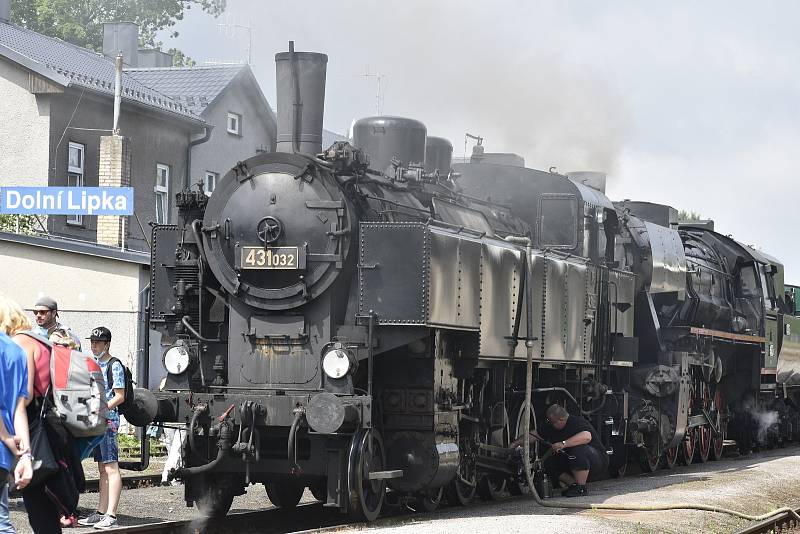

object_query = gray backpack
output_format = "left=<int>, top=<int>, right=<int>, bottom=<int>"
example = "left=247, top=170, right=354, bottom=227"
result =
left=19, top=332, right=109, bottom=437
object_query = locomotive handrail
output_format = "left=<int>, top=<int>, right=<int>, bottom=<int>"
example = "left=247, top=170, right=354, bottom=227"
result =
left=426, top=217, right=487, bottom=238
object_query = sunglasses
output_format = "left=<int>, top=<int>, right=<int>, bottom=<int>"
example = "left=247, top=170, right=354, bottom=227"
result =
left=33, top=310, right=52, bottom=315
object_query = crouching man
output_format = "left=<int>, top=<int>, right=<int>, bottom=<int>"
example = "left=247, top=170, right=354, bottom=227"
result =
left=510, top=404, right=608, bottom=497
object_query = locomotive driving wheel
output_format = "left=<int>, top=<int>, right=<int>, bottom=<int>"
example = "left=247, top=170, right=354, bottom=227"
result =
left=710, top=388, right=726, bottom=460
left=346, top=429, right=387, bottom=522
left=478, top=405, right=509, bottom=500
left=447, top=427, right=478, bottom=506
left=638, top=446, right=661, bottom=473
left=664, top=446, right=679, bottom=469
left=696, top=383, right=712, bottom=463
left=680, top=388, right=697, bottom=466
left=508, top=401, right=538, bottom=495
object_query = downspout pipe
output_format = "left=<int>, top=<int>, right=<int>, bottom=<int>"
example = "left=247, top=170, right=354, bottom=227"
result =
left=186, top=126, right=212, bottom=189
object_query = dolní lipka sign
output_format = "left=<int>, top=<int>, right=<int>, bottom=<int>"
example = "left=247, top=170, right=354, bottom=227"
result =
left=0, top=187, right=134, bottom=215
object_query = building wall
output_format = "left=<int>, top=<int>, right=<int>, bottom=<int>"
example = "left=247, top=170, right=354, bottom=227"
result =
left=0, top=238, right=147, bottom=376
left=0, top=56, right=50, bottom=187
left=47, top=90, right=197, bottom=251
left=191, top=77, right=275, bottom=189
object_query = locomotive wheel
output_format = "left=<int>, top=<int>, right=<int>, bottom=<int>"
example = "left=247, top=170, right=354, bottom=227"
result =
left=696, top=384, right=712, bottom=463
left=477, top=475, right=507, bottom=500
left=447, top=474, right=477, bottom=506
left=195, top=476, right=235, bottom=518
left=346, top=429, right=386, bottom=522
left=638, top=447, right=661, bottom=473
left=447, top=423, right=478, bottom=506
left=681, top=428, right=697, bottom=465
left=710, top=389, right=726, bottom=460
left=265, top=480, right=304, bottom=509
left=680, top=386, right=697, bottom=465
left=664, top=446, right=679, bottom=470
left=508, top=401, right=537, bottom=494
left=410, top=487, right=444, bottom=513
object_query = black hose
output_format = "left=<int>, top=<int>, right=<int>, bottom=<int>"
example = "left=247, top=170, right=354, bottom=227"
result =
left=181, top=316, right=222, bottom=343
left=172, top=445, right=226, bottom=479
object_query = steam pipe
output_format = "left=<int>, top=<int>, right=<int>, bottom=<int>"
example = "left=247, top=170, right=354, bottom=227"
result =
left=181, top=316, right=221, bottom=343
left=113, top=54, right=122, bottom=135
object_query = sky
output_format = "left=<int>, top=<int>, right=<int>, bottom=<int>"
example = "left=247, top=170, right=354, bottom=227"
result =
left=160, top=0, right=800, bottom=281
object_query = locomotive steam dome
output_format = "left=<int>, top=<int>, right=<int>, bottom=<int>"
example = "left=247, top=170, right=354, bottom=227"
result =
left=353, top=116, right=426, bottom=174
left=424, top=136, right=453, bottom=174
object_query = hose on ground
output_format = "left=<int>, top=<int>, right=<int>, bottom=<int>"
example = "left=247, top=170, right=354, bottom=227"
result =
left=517, top=239, right=799, bottom=524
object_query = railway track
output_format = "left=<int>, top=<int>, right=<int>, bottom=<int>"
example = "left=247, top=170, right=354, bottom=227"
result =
left=11, top=473, right=162, bottom=497
left=733, top=509, right=800, bottom=534
left=108, top=502, right=357, bottom=534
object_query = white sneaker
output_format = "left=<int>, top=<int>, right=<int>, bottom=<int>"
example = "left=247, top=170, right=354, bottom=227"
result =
left=93, top=515, right=119, bottom=530
left=77, top=512, right=104, bottom=526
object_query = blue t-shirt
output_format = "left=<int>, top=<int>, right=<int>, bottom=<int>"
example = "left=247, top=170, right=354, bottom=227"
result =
left=0, top=332, right=28, bottom=471
left=96, top=355, right=125, bottom=430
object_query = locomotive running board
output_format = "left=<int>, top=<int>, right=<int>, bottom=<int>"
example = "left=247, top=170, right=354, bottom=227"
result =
left=368, top=469, right=404, bottom=480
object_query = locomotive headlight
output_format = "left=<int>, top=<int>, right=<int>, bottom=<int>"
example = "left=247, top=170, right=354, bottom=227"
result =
left=163, top=345, right=191, bottom=375
left=322, top=348, right=354, bottom=379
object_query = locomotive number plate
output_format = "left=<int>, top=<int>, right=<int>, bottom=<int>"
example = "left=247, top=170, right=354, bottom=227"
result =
left=240, top=246, right=303, bottom=270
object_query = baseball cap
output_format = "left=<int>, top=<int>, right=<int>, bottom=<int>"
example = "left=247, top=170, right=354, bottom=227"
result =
left=88, top=326, right=112, bottom=342
left=34, top=296, right=58, bottom=311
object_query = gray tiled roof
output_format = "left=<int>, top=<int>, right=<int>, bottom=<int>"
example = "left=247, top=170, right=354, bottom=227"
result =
left=0, top=21, right=201, bottom=122
left=127, top=65, right=245, bottom=114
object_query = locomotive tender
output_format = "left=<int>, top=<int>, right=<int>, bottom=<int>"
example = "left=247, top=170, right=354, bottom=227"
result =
left=146, top=44, right=800, bottom=520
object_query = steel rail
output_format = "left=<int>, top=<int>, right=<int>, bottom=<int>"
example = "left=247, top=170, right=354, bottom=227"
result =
left=732, top=507, right=800, bottom=534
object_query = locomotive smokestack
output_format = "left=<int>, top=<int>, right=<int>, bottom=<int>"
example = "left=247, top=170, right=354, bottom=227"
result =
left=275, top=42, right=328, bottom=156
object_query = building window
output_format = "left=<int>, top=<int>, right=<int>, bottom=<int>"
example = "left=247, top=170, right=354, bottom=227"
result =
left=227, top=112, right=241, bottom=135
left=67, top=142, right=84, bottom=225
left=155, top=164, right=170, bottom=224
left=204, top=171, right=218, bottom=196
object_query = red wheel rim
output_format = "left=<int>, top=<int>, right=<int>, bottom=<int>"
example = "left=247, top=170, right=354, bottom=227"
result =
left=697, top=384, right=712, bottom=462
left=664, top=446, right=679, bottom=469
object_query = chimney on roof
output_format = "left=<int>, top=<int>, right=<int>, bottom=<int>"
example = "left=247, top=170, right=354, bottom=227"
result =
left=137, top=49, right=173, bottom=68
left=0, top=0, right=10, bottom=23
left=102, top=22, right=139, bottom=67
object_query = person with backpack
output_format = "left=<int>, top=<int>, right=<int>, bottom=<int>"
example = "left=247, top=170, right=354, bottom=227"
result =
left=78, top=327, right=125, bottom=530
left=8, top=300, right=64, bottom=533
left=0, top=295, right=34, bottom=534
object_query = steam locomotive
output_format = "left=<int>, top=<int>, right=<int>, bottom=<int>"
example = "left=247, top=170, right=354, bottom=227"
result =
left=145, top=44, right=800, bottom=520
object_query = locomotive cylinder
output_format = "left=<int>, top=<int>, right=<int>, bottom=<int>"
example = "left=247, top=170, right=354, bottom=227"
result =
left=275, top=42, right=328, bottom=156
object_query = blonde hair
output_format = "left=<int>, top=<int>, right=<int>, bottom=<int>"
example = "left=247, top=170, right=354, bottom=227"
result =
left=49, top=329, right=79, bottom=350
left=0, top=294, right=32, bottom=335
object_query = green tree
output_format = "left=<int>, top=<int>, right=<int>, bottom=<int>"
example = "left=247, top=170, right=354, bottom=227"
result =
left=0, top=214, right=41, bottom=235
left=678, top=210, right=703, bottom=221
left=10, top=0, right=225, bottom=56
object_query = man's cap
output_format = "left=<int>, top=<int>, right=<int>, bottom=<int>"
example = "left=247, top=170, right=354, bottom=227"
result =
left=88, top=326, right=112, bottom=342
left=34, top=296, right=58, bottom=311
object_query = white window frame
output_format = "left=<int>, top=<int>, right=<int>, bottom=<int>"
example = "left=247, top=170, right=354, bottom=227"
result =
left=67, top=142, right=85, bottom=225
left=227, top=112, right=241, bottom=135
left=155, top=164, right=170, bottom=224
left=204, top=171, right=218, bottom=196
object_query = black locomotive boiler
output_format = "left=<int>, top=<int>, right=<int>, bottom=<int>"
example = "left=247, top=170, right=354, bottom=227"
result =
left=146, top=44, right=800, bottom=521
